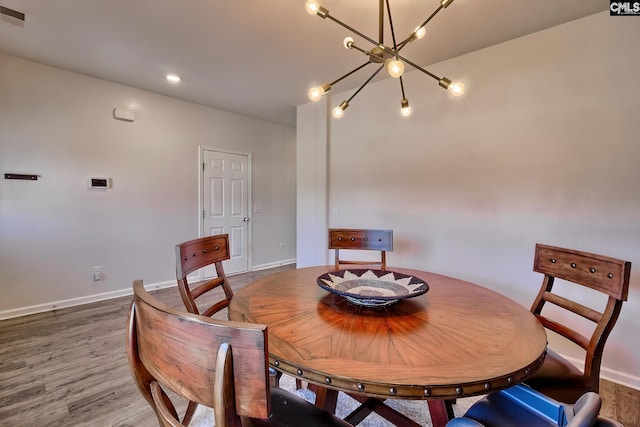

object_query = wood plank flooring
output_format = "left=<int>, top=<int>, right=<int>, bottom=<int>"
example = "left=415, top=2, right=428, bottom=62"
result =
left=1, top=264, right=638, bottom=426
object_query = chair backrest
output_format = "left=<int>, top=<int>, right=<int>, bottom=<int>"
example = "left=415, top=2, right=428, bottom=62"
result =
left=531, top=243, right=631, bottom=393
left=329, top=228, right=393, bottom=270
left=176, top=234, right=234, bottom=317
left=127, top=280, right=270, bottom=427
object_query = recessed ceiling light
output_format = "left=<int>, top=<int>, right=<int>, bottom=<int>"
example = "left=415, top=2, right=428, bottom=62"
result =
left=166, top=74, right=181, bottom=84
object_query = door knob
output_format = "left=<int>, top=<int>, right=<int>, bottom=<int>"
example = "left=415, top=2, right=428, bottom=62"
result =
left=243, top=217, right=250, bottom=222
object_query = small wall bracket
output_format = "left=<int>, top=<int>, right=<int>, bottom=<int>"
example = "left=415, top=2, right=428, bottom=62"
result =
left=4, top=173, right=39, bottom=181
left=0, top=6, right=26, bottom=22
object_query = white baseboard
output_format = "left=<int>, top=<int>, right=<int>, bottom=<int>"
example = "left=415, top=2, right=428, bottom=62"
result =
left=601, top=365, right=640, bottom=391
left=562, top=354, right=640, bottom=391
left=0, top=279, right=177, bottom=321
left=248, top=258, right=296, bottom=272
left=0, top=260, right=297, bottom=321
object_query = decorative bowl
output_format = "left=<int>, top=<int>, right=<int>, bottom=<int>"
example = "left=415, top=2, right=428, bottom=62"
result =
left=317, top=269, right=429, bottom=307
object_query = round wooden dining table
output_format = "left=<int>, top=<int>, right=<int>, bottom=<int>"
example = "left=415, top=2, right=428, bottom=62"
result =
left=228, top=266, right=547, bottom=427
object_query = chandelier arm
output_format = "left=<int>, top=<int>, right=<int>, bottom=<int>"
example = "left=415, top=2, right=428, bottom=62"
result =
left=394, top=53, right=440, bottom=81
left=384, top=0, right=399, bottom=52
left=397, top=36, right=412, bottom=51
left=350, top=44, right=369, bottom=56
left=326, top=15, right=380, bottom=50
left=346, top=64, right=385, bottom=104
left=417, top=5, right=445, bottom=36
left=378, top=0, right=384, bottom=44
left=397, top=5, right=445, bottom=51
left=399, top=76, right=407, bottom=100
left=329, top=62, right=371, bottom=87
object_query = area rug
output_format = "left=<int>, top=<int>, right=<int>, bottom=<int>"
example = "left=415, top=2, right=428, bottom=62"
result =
left=191, top=374, right=482, bottom=426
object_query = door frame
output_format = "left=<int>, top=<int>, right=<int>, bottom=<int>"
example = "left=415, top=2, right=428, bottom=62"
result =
left=198, top=145, right=252, bottom=275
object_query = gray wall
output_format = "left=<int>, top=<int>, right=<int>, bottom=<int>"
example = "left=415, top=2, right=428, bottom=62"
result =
left=297, top=12, right=640, bottom=388
left=0, top=53, right=296, bottom=316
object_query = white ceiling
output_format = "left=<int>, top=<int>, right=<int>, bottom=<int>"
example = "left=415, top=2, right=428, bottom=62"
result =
left=0, top=1, right=607, bottom=127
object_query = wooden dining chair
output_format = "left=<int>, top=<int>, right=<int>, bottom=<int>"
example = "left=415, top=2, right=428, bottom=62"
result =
left=176, top=234, right=282, bottom=388
left=329, top=228, right=393, bottom=270
left=175, top=234, right=233, bottom=318
left=296, top=229, right=394, bottom=396
left=525, top=244, right=631, bottom=404
left=127, top=280, right=352, bottom=427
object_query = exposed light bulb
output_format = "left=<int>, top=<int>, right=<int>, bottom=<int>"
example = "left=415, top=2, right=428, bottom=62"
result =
left=308, top=87, right=323, bottom=102
left=414, top=26, right=426, bottom=40
left=448, top=81, right=466, bottom=96
left=343, top=37, right=354, bottom=49
left=305, top=0, right=320, bottom=14
left=308, top=83, right=331, bottom=101
left=439, top=77, right=466, bottom=96
left=400, top=99, right=412, bottom=117
left=332, top=101, right=349, bottom=119
left=386, top=59, right=404, bottom=78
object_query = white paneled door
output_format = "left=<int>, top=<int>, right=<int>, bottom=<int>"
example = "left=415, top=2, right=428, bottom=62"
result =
left=202, top=149, right=249, bottom=275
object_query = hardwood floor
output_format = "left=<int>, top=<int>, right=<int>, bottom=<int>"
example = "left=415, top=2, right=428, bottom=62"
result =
left=0, top=266, right=294, bottom=427
left=1, top=264, right=638, bottom=426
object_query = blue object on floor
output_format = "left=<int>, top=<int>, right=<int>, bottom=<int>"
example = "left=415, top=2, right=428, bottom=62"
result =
left=446, top=384, right=602, bottom=427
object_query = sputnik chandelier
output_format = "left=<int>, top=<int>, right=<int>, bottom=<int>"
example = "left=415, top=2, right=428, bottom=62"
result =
left=305, top=0, right=466, bottom=119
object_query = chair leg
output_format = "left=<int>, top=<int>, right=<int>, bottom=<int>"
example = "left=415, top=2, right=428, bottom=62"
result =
left=345, top=395, right=421, bottom=426
left=182, top=401, right=198, bottom=426
left=269, top=367, right=282, bottom=388
left=445, top=399, right=456, bottom=419
left=315, top=387, right=339, bottom=413
left=427, top=400, right=453, bottom=427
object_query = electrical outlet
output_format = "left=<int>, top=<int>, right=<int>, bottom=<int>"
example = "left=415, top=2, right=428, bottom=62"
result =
left=279, top=242, right=284, bottom=251
left=92, top=266, right=101, bottom=281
